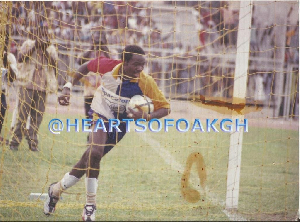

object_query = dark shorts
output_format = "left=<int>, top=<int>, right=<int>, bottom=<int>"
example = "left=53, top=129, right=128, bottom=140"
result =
left=88, top=109, right=127, bottom=155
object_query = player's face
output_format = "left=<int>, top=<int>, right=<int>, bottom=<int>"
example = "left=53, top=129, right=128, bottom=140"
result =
left=123, top=54, right=146, bottom=78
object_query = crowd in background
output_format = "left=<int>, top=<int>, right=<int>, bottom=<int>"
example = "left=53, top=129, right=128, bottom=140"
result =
left=10, top=1, right=162, bottom=46
left=7, top=1, right=299, bottom=118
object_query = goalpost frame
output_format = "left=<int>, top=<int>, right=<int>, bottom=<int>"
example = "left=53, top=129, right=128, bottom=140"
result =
left=225, top=1, right=253, bottom=210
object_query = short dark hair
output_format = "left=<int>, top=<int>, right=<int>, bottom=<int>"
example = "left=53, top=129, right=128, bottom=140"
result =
left=122, top=45, right=145, bottom=62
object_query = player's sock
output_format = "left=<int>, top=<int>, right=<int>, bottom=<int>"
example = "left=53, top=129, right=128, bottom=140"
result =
left=85, top=177, right=98, bottom=205
left=52, top=173, right=80, bottom=197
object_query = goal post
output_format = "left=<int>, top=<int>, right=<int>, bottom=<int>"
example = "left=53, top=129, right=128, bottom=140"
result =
left=225, top=0, right=253, bottom=210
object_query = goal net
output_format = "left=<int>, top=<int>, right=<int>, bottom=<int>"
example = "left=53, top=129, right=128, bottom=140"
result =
left=0, top=1, right=298, bottom=221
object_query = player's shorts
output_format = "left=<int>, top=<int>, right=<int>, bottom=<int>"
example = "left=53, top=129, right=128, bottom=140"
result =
left=88, top=109, right=127, bottom=155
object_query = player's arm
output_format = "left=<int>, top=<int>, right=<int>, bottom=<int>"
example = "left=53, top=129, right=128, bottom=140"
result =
left=128, top=106, right=170, bottom=121
left=58, top=62, right=90, bottom=106
left=58, top=56, right=120, bottom=105
left=76, top=50, right=91, bottom=65
left=129, top=74, right=171, bottom=120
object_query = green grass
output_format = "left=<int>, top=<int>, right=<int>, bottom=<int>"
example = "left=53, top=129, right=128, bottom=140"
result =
left=0, top=113, right=298, bottom=221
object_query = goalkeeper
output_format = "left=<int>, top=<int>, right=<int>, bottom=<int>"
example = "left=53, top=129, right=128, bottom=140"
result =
left=44, top=45, right=170, bottom=221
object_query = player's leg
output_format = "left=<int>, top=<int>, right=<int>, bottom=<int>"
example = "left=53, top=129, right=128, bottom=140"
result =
left=26, top=90, right=46, bottom=151
left=80, top=120, right=128, bottom=220
left=84, top=95, right=93, bottom=142
left=44, top=128, right=108, bottom=218
left=43, top=172, right=80, bottom=215
left=80, top=125, right=108, bottom=221
left=9, top=87, right=33, bottom=150
left=80, top=119, right=127, bottom=221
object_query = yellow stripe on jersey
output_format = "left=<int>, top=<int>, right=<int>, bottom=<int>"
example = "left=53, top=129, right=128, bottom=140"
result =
left=110, top=63, right=170, bottom=111
left=138, top=72, right=170, bottom=111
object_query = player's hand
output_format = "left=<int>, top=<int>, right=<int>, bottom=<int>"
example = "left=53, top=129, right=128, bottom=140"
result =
left=58, top=87, right=71, bottom=106
left=127, top=105, right=146, bottom=120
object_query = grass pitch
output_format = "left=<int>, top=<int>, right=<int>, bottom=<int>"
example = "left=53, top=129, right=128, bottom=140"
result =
left=0, top=111, right=298, bottom=221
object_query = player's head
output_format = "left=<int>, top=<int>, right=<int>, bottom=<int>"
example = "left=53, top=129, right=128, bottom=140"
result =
left=122, top=45, right=146, bottom=78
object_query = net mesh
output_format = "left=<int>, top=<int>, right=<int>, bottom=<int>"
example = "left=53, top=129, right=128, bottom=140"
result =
left=0, top=1, right=298, bottom=221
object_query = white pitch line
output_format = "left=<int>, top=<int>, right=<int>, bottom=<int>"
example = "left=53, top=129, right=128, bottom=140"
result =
left=139, top=133, right=247, bottom=221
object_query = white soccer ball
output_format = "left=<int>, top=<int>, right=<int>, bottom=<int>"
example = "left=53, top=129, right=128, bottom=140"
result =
left=126, top=95, right=154, bottom=114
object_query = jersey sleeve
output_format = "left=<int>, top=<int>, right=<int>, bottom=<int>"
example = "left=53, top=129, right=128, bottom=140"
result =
left=139, top=73, right=170, bottom=111
left=87, top=56, right=122, bottom=76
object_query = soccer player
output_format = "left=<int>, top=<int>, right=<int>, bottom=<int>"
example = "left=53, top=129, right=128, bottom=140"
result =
left=44, top=45, right=171, bottom=221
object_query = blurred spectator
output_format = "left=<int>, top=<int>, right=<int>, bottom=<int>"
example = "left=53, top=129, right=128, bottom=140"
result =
left=76, top=34, right=110, bottom=121
left=10, top=1, right=158, bottom=46
left=9, top=24, right=58, bottom=152
left=220, top=2, right=239, bottom=47
left=103, top=1, right=117, bottom=15
left=81, top=17, right=92, bottom=41
left=285, top=25, right=299, bottom=64
left=194, top=6, right=221, bottom=52
left=76, top=34, right=110, bottom=141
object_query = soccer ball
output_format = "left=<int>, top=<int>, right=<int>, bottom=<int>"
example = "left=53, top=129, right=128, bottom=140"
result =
left=126, top=95, right=154, bottom=114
